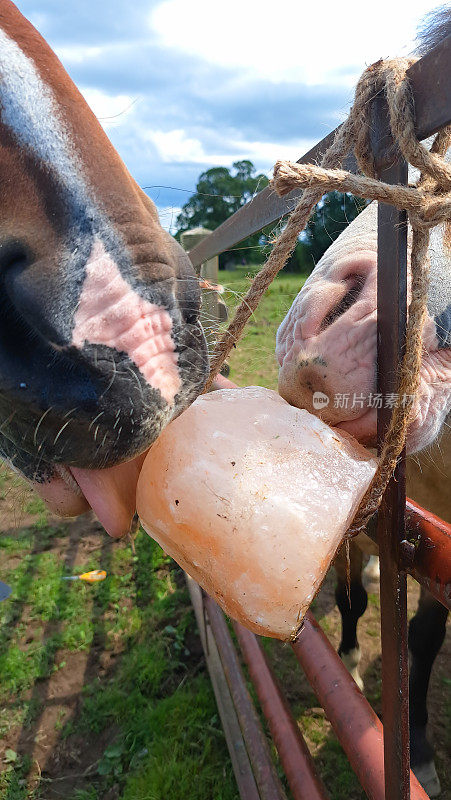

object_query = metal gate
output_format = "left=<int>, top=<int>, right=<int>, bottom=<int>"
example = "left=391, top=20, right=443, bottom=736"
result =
left=183, top=34, right=451, bottom=800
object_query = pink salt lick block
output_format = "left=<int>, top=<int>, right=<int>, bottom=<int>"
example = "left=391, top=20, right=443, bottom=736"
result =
left=136, top=387, right=377, bottom=640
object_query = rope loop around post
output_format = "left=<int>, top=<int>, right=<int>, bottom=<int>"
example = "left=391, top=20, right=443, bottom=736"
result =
left=204, top=55, right=451, bottom=536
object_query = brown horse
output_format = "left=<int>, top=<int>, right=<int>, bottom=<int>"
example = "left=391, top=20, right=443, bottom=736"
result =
left=0, top=1, right=208, bottom=537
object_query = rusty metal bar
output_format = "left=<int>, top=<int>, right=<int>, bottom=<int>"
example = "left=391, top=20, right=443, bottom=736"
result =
left=396, top=33, right=451, bottom=143
left=292, top=612, right=429, bottom=800
left=204, top=594, right=288, bottom=800
left=404, top=499, right=451, bottom=609
left=232, top=620, right=330, bottom=800
left=188, top=36, right=451, bottom=268
left=375, top=111, right=410, bottom=798
left=347, top=505, right=451, bottom=610
left=371, top=34, right=451, bottom=171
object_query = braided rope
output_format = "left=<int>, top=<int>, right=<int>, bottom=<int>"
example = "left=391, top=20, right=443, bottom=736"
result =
left=203, top=56, right=451, bottom=535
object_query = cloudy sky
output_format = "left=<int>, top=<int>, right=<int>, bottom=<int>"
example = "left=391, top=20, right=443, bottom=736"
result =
left=16, top=0, right=436, bottom=231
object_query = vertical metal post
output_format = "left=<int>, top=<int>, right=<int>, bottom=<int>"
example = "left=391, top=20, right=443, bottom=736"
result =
left=185, top=576, right=263, bottom=800
left=376, top=155, right=410, bottom=800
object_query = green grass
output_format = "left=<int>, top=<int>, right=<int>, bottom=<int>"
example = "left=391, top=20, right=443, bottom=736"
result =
left=0, top=265, right=374, bottom=799
left=0, top=509, right=237, bottom=799
left=0, top=754, right=33, bottom=800
left=218, top=265, right=306, bottom=389
left=0, top=524, right=100, bottom=701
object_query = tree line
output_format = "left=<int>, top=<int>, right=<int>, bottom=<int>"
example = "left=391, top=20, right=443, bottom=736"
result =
left=175, top=159, right=366, bottom=273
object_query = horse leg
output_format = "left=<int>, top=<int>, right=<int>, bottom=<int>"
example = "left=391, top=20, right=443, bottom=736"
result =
left=362, top=554, right=380, bottom=594
left=409, top=587, right=448, bottom=797
left=334, top=541, right=367, bottom=691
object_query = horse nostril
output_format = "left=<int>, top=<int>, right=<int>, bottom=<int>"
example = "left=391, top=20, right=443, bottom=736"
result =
left=320, top=274, right=366, bottom=332
left=0, top=241, right=35, bottom=349
left=0, top=240, right=30, bottom=273
left=1, top=240, right=32, bottom=314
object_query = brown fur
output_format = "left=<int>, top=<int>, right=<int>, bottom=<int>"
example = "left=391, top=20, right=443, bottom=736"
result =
left=0, top=0, right=179, bottom=287
left=0, top=1, right=208, bottom=486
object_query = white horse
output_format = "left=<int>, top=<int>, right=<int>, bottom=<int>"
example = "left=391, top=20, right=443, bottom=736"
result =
left=276, top=12, right=450, bottom=795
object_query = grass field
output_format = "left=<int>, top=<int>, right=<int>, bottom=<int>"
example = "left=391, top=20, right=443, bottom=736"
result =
left=0, top=266, right=449, bottom=800
left=217, top=266, right=305, bottom=389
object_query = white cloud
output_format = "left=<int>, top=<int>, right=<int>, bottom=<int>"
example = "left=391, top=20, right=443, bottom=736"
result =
left=79, top=87, right=137, bottom=129
left=235, top=137, right=316, bottom=169
left=23, top=0, right=437, bottom=220
left=150, top=0, right=434, bottom=86
left=145, top=127, right=315, bottom=169
left=56, top=44, right=105, bottom=63
left=147, top=129, right=209, bottom=163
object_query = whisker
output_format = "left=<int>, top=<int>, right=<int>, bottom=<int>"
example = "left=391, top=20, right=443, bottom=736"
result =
left=0, top=411, right=16, bottom=435
left=53, top=419, right=72, bottom=445
left=33, top=406, right=53, bottom=447
left=100, top=354, right=118, bottom=397
left=126, top=365, right=145, bottom=398
left=88, top=411, right=104, bottom=432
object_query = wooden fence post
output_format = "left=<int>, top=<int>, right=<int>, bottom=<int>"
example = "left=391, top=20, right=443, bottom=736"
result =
left=181, top=227, right=227, bottom=351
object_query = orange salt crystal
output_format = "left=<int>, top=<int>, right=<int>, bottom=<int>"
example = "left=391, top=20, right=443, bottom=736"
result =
left=136, top=387, right=377, bottom=640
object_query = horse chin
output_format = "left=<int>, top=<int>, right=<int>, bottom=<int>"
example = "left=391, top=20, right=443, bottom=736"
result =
left=31, top=468, right=90, bottom=518
left=32, top=452, right=149, bottom=538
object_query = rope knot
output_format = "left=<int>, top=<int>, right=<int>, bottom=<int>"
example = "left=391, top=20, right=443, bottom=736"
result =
left=408, top=194, right=451, bottom=231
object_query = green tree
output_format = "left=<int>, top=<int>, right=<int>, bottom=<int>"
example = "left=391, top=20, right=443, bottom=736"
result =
left=302, top=191, right=367, bottom=267
left=176, top=160, right=270, bottom=267
left=176, top=162, right=366, bottom=272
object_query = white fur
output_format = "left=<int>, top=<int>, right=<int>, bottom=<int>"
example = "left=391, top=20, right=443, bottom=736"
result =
left=0, top=27, right=86, bottom=199
left=340, top=647, right=364, bottom=691
left=362, top=555, right=380, bottom=593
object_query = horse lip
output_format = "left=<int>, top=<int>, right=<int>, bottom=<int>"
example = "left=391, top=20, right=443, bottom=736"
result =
left=54, top=463, right=85, bottom=496
left=31, top=458, right=141, bottom=538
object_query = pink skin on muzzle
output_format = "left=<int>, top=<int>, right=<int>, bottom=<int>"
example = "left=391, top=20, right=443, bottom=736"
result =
left=277, top=250, right=378, bottom=444
left=31, top=238, right=183, bottom=537
left=72, top=238, right=181, bottom=405
left=277, top=203, right=451, bottom=454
